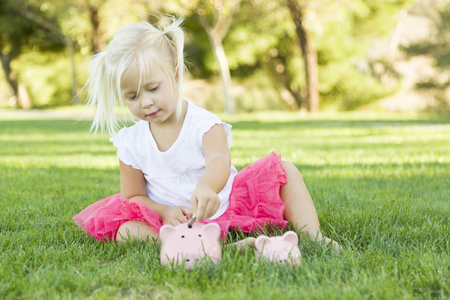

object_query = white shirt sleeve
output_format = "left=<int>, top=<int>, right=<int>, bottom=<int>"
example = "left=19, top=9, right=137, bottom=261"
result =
left=195, top=112, right=233, bottom=149
left=109, top=127, right=141, bottom=170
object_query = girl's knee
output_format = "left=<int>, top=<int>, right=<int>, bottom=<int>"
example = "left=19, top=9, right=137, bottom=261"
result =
left=281, top=160, right=304, bottom=180
left=117, top=220, right=138, bottom=234
left=117, top=220, right=158, bottom=242
left=117, top=221, right=137, bottom=241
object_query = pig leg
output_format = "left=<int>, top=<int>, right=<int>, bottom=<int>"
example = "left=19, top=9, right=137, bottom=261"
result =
left=280, top=161, right=341, bottom=252
left=116, top=220, right=159, bottom=244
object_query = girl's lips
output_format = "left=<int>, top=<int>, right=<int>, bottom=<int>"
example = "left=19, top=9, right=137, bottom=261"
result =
left=146, top=110, right=160, bottom=117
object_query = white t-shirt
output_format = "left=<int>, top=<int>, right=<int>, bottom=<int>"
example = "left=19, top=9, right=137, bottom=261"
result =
left=110, top=100, right=238, bottom=220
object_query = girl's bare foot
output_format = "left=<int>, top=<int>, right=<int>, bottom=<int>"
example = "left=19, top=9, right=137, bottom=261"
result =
left=322, top=236, right=342, bottom=252
left=228, top=237, right=256, bottom=251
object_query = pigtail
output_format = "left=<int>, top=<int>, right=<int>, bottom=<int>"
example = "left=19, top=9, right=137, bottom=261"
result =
left=84, top=17, right=186, bottom=135
left=86, top=51, right=120, bottom=136
left=162, top=17, right=185, bottom=120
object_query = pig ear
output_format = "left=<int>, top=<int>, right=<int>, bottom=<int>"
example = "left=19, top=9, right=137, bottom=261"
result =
left=282, top=231, right=298, bottom=246
left=159, top=225, right=176, bottom=244
left=255, top=235, right=271, bottom=252
left=202, top=223, right=221, bottom=240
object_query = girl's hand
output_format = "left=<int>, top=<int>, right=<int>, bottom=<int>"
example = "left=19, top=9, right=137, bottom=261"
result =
left=190, top=183, right=220, bottom=221
left=160, top=206, right=193, bottom=226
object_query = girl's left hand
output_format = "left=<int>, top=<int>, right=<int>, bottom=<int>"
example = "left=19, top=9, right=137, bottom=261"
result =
left=160, top=205, right=193, bottom=226
left=190, top=183, right=220, bottom=221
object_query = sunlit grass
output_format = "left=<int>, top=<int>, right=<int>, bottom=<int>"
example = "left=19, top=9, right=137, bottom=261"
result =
left=1, top=112, right=449, bottom=299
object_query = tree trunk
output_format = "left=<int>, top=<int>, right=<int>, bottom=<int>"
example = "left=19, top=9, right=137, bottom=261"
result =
left=286, top=0, right=320, bottom=112
left=16, top=4, right=79, bottom=106
left=208, top=35, right=234, bottom=114
left=195, top=0, right=240, bottom=114
left=388, top=9, right=408, bottom=60
left=18, top=83, right=32, bottom=109
left=0, top=53, right=19, bottom=99
left=0, top=45, right=31, bottom=108
left=65, top=36, right=80, bottom=105
left=88, top=3, right=102, bottom=54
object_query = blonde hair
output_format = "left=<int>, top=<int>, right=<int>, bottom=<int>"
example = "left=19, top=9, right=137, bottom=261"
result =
left=85, top=17, right=185, bottom=135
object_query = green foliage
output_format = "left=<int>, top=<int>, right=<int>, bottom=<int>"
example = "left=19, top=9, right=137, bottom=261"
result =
left=401, top=3, right=450, bottom=113
left=0, top=0, right=64, bottom=53
left=1, top=113, right=449, bottom=298
left=320, top=62, right=396, bottom=110
left=233, top=71, right=287, bottom=112
left=0, top=0, right=418, bottom=110
left=313, top=0, right=410, bottom=110
left=225, top=0, right=293, bottom=71
left=183, top=15, right=215, bottom=78
left=220, top=0, right=409, bottom=111
left=349, top=0, right=414, bottom=42
left=12, top=52, right=74, bottom=107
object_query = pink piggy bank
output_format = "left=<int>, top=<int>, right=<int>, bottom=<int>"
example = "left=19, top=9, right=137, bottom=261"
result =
left=255, top=231, right=301, bottom=267
left=160, top=222, right=222, bottom=269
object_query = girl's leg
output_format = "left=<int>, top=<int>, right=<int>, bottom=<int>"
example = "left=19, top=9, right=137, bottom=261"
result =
left=116, top=220, right=159, bottom=244
left=280, top=161, right=341, bottom=251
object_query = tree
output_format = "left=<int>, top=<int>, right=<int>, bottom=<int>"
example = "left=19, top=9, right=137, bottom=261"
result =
left=0, top=0, right=414, bottom=111
left=87, top=0, right=103, bottom=54
left=181, top=0, right=304, bottom=111
left=286, top=0, right=319, bottom=112
left=192, top=0, right=241, bottom=114
left=279, top=0, right=412, bottom=110
left=15, top=0, right=80, bottom=104
left=173, top=0, right=240, bottom=114
left=226, top=0, right=303, bottom=110
left=402, top=1, right=450, bottom=112
left=0, top=0, right=36, bottom=108
left=0, top=0, right=81, bottom=108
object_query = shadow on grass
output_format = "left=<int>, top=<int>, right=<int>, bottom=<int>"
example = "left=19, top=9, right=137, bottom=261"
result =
left=0, top=140, right=116, bottom=157
left=0, top=119, right=92, bottom=133
left=0, top=119, right=115, bottom=157
left=229, top=117, right=450, bottom=131
left=2, top=117, right=449, bottom=134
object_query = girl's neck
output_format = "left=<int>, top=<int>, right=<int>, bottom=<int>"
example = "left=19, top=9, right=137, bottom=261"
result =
left=149, top=100, right=188, bottom=152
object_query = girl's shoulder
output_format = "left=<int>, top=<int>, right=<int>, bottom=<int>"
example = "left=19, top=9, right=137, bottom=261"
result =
left=110, top=120, right=148, bottom=146
left=185, top=100, right=233, bottom=147
left=186, top=100, right=223, bottom=124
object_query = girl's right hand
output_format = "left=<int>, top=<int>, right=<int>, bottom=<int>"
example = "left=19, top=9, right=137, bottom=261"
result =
left=160, top=206, right=193, bottom=226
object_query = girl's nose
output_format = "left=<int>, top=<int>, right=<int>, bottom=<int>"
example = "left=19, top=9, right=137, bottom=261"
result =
left=141, top=94, right=154, bottom=109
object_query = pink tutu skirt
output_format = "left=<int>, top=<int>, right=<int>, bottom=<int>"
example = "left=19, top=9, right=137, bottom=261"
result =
left=73, top=152, right=288, bottom=240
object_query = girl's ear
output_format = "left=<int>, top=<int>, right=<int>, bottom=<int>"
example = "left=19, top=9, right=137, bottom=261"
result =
left=255, top=235, right=271, bottom=252
left=174, top=63, right=185, bottom=81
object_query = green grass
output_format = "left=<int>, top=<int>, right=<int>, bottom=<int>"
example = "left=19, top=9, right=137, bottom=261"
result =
left=1, top=112, right=449, bottom=299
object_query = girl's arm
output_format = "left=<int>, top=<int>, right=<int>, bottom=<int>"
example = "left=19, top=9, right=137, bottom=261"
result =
left=119, top=160, right=192, bottom=225
left=191, top=124, right=231, bottom=221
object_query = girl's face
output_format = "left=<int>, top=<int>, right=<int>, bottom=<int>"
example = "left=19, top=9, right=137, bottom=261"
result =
left=121, top=64, right=178, bottom=125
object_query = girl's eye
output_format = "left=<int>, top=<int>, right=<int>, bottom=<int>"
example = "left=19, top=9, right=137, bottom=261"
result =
left=128, top=94, right=138, bottom=100
left=149, top=85, right=159, bottom=92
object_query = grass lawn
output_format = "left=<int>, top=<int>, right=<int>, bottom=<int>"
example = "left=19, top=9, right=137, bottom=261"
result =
left=0, top=112, right=449, bottom=299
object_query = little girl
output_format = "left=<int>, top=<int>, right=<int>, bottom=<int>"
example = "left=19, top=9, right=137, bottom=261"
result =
left=73, top=17, right=340, bottom=251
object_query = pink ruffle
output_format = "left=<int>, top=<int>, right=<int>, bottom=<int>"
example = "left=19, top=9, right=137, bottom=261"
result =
left=73, top=193, right=161, bottom=240
left=208, top=151, right=288, bottom=236
left=73, top=152, right=288, bottom=241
